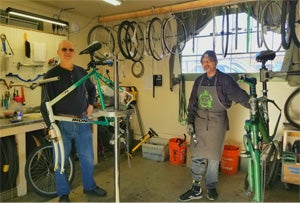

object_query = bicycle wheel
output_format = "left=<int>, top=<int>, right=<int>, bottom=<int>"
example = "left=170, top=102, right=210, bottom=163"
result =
left=87, top=25, right=115, bottom=59
left=260, top=1, right=282, bottom=52
left=261, top=141, right=280, bottom=189
left=125, top=21, right=144, bottom=62
left=162, top=15, right=187, bottom=54
left=25, top=143, right=75, bottom=197
left=284, top=88, right=300, bottom=128
left=281, top=0, right=292, bottom=50
left=289, top=0, right=300, bottom=47
left=117, top=20, right=132, bottom=59
left=148, top=17, right=164, bottom=61
left=221, top=6, right=229, bottom=58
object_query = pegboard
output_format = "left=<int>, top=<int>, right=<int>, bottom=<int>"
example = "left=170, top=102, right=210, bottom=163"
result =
left=0, top=25, right=66, bottom=108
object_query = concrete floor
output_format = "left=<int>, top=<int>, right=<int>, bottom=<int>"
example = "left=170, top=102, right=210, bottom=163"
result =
left=6, top=149, right=300, bottom=202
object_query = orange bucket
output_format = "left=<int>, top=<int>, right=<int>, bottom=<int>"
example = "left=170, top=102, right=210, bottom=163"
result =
left=169, top=138, right=187, bottom=165
left=220, top=145, right=240, bottom=175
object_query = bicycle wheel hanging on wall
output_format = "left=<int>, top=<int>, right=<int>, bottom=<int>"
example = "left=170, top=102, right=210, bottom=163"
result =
left=284, top=88, right=300, bottom=129
left=221, top=6, right=229, bottom=58
left=117, top=20, right=132, bottom=60
left=125, top=21, right=145, bottom=62
left=289, top=0, right=300, bottom=47
left=281, top=0, right=292, bottom=50
left=260, top=0, right=282, bottom=52
left=162, top=15, right=187, bottom=55
left=148, top=17, right=165, bottom=61
left=87, top=25, right=115, bottom=59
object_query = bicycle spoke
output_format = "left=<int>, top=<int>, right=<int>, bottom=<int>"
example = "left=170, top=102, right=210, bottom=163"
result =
left=148, top=17, right=164, bottom=61
left=87, top=25, right=115, bottom=59
left=163, top=15, right=187, bottom=54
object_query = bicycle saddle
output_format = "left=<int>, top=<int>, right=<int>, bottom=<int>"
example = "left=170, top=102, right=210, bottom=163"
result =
left=256, top=50, right=276, bottom=63
left=79, top=41, right=102, bottom=55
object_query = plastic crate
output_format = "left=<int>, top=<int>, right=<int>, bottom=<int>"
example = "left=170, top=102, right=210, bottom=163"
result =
left=142, top=138, right=169, bottom=162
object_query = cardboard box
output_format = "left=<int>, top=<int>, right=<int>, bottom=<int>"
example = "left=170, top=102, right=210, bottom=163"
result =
left=282, top=163, right=300, bottom=185
left=142, top=138, right=169, bottom=162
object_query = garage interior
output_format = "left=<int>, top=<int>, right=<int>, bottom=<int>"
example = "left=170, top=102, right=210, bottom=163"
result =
left=0, top=0, right=299, bottom=202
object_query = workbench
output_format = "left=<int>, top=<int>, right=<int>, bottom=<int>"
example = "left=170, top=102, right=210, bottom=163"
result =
left=281, top=123, right=300, bottom=186
left=0, top=114, right=98, bottom=197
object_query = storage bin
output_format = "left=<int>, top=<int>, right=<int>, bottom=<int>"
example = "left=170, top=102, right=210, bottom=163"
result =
left=142, top=138, right=169, bottom=162
left=220, top=145, right=240, bottom=175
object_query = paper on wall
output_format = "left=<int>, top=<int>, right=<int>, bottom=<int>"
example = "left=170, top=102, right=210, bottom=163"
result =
left=32, top=42, right=46, bottom=62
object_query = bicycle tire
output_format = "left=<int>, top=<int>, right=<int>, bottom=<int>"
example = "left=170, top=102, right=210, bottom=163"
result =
left=148, top=17, right=164, bottom=61
left=125, top=21, right=144, bottom=62
left=284, top=88, right=300, bottom=128
left=0, top=136, right=18, bottom=191
left=256, top=2, right=264, bottom=48
left=261, top=142, right=280, bottom=189
left=139, top=20, right=152, bottom=56
left=25, top=143, right=75, bottom=197
left=162, top=15, right=187, bottom=54
left=221, top=6, right=229, bottom=58
left=281, top=0, right=292, bottom=50
left=289, top=0, right=300, bottom=47
left=117, top=20, right=132, bottom=59
left=260, top=1, right=282, bottom=52
left=87, top=25, right=115, bottom=59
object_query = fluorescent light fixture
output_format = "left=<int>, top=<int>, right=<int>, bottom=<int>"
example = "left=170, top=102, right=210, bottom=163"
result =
left=103, top=0, right=122, bottom=6
left=6, top=7, right=69, bottom=27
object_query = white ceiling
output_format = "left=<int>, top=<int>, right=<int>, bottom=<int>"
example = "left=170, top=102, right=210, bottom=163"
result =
left=29, top=0, right=193, bottom=19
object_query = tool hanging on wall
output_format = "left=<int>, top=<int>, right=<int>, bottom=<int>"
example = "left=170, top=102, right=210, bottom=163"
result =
left=17, top=62, right=43, bottom=70
left=0, top=33, right=14, bottom=55
left=24, top=32, right=31, bottom=58
left=6, top=72, right=45, bottom=82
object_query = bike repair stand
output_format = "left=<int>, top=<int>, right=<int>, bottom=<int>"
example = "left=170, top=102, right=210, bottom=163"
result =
left=92, top=55, right=133, bottom=202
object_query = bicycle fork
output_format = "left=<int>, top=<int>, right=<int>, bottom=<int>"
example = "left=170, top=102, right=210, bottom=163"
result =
left=244, top=123, right=262, bottom=202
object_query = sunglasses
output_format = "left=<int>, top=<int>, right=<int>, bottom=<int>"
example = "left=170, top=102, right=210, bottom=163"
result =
left=61, top=48, right=75, bottom=52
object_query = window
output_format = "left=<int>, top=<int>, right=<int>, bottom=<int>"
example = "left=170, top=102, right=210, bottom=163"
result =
left=181, top=12, right=285, bottom=74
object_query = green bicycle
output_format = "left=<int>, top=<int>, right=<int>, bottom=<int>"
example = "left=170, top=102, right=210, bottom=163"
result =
left=240, top=50, right=300, bottom=202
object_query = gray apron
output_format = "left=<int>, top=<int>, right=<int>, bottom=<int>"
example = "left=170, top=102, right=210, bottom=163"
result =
left=190, top=75, right=229, bottom=160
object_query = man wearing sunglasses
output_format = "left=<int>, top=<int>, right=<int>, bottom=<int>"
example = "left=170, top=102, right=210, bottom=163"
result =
left=41, top=40, right=106, bottom=202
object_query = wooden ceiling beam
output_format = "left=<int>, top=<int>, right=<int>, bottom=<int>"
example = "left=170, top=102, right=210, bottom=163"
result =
left=98, top=0, right=256, bottom=23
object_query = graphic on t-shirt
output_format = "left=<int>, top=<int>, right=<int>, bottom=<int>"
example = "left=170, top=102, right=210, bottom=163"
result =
left=198, top=90, right=212, bottom=109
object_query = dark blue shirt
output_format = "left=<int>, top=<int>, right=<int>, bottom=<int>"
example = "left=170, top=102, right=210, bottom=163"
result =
left=40, top=65, right=96, bottom=127
left=187, top=69, right=250, bottom=124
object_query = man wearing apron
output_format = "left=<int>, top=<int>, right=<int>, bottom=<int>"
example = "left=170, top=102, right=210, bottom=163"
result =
left=179, top=50, right=250, bottom=202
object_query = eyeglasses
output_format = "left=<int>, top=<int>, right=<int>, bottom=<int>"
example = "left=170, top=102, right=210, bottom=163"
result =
left=61, top=48, right=75, bottom=52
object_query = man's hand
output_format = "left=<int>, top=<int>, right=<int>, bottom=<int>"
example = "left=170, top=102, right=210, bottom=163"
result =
left=186, top=124, right=194, bottom=135
left=86, top=104, right=94, bottom=116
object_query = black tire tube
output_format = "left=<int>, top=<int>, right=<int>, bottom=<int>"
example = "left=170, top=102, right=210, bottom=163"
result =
left=281, top=0, right=292, bottom=50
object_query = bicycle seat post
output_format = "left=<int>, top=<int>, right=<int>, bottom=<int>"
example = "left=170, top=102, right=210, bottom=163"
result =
left=256, top=50, right=276, bottom=97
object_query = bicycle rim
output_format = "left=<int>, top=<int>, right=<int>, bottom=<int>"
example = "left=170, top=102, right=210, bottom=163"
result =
left=221, top=6, right=229, bottom=58
left=87, top=25, right=115, bottom=59
left=117, top=20, right=131, bottom=59
left=261, top=142, right=280, bottom=189
left=261, top=1, right=282, bottom=52
left=162, top=15, right=187, bottom=54
left=148, top=17, right=164, bottom=61
left=284, top=88, right=300, bottom=128
left=290, top=0, right=300, bottom=47
left=25, top=144, right=75, bottom=197
left=281, top=0, right=292, bottom=49
left=125, top=21, right=144, bottom=62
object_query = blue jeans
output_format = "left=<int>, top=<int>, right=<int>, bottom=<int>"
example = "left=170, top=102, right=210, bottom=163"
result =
left=54, top=116, right=96, bottom=196
left=190, top=157, right=219, bottom=189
